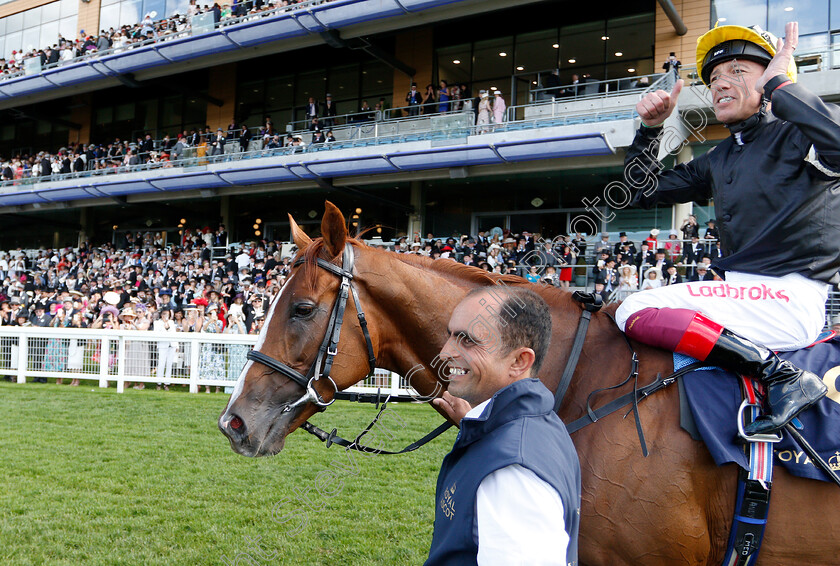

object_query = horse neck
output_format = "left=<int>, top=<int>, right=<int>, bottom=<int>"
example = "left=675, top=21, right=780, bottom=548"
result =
left=357, top=254, right=465, bottom=396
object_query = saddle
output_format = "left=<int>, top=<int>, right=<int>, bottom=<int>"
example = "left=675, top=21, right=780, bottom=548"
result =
left=680, top=332, right=840, bottom=483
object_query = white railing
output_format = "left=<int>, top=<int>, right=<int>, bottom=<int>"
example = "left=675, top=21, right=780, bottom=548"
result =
left=0, top=326, right=416, bottom=397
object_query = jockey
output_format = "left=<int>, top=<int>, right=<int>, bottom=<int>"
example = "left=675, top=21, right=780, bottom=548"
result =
left=616, top=21, right=840, bottom=435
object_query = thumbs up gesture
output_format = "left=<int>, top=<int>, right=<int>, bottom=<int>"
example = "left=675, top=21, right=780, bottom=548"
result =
left=636, top=79, right=683, bottom=127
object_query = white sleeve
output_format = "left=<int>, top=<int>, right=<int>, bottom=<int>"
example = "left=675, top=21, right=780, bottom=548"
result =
left=476, top=464, right=568, bottom=566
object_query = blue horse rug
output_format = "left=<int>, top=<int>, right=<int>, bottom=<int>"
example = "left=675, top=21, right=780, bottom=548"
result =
left=680, top=333, right=840, bottom=483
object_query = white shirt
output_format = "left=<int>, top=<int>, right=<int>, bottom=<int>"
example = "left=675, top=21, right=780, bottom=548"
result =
left=465, top=400, right=570, bottom=566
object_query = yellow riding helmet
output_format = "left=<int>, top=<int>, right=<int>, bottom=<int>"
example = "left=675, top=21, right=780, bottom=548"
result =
left=696, top=24, right=797, bottom=87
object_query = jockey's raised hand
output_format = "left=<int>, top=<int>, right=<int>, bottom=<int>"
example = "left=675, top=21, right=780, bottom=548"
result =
left=636, top=79, right=683, bottom=127
left=755, top=21, right=798, bottom=93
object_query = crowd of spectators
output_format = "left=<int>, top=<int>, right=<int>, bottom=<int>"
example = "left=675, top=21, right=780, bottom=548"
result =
left=0, top=83, right=510, bottom=183
left=0, top=122, right=287, bottom=182
left=2, top=215, right=837, bottom=388
left=0, top=225, right=291, bottom=389
left=1, top=0, right=322, bottom=80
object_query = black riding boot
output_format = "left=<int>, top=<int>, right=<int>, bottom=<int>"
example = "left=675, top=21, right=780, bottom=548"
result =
left=706, top=329, right=827, bottom=435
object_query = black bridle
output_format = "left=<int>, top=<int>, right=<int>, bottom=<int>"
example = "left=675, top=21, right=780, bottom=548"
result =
left=246, top=242, right=377, bottom=413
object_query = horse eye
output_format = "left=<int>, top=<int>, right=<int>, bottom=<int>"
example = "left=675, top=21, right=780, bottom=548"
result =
left=293, top=303, right=315, bottom=318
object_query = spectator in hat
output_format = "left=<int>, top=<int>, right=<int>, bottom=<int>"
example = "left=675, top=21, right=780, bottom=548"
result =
left=704, top=219, right=719, bottom=241
left=635, top=242, right=655, bottom=272
left=613, top=232, right=637, bottom=257
left=680, top=214, right=700, bottom=240
left=492, top=90, right=506, bottom=125
left=210, top=128, right=225, bottom=156
left=594, top=232, right=611, bottom=255
left=200, top=305, right=224, bottom=393
left=662, top=51, right=681, bottom=77
left=664, top=230, right=681, bottom=259
left=153, top=305, right=178, bottom=390
left=31, top=304, right=52, bottom=327
left=640, top=266, right=663, bottom=290
left=644, top=228, right=660, bottom=250
left=322, top=94, right=337, bottom=128
left=688, top=264, right=715, bottom=282
left=663, top=264, right=682, bottom=286
left=616, top=264, right=638, bottom=300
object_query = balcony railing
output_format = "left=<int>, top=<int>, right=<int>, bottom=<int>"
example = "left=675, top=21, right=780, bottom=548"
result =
left=0, top=99, right=634, bottom=190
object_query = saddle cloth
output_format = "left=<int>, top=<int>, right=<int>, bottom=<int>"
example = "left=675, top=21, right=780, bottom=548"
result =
left=679, top=333, right=840, bottom=483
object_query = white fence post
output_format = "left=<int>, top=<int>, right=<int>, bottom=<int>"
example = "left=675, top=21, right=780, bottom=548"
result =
left=116, top=335, right=126, bottom=393
left=390, top=371, right=400, bottom=398
left=16, top=334, right=27, bottom=384
left=189, top=339, right=200, bottom=393
left=99, top=337, right=110, bottom=388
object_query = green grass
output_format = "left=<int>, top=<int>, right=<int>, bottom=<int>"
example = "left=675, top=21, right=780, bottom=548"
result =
left=0, top=382, right=454, bottom=566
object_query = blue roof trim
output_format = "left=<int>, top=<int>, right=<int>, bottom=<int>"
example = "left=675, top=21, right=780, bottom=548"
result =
left=0, top=0, right=472, bottom=100
left=4, top=131, right=615, bottom=208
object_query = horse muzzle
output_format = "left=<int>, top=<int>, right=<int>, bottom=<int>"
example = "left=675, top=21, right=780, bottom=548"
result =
left=218, top=405, right=298, bottom=457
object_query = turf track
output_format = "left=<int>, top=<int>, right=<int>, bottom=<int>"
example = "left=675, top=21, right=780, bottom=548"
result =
left=0, top=382, right=453, bottom=565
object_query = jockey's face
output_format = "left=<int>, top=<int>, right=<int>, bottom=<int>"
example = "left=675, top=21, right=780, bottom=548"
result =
left=709, top=58, right=765, bottom=125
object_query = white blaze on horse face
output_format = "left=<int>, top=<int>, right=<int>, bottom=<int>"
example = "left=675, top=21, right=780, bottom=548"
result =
left=228, top=279, right=288, bottom=408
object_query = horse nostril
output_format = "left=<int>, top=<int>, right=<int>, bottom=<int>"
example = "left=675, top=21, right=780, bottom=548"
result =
left=230, top=415, right=244, bottom=430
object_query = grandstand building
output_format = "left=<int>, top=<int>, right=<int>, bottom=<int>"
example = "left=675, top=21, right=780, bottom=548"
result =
left=0, top=0, right=837, bottom=247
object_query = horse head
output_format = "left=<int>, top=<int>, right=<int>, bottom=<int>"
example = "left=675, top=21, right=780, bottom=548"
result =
left=219, top=202, right=385, bottom=456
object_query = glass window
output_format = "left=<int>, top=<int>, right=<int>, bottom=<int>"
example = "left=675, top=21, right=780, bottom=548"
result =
left=0, top=18, right=7, bottom=37
left=119, top=0, right=143, bottom=27
left=60, top=0, right=77, bottom=19
left=6, top=12, right=23, bottom=33
left=362, top=62, right=391, bottom=99
left=95, top=106, right=113, bottom=124
left=143, top=0, right=166, bottom=21
left=24, top=6, right=42, bottom=29
left=514, top=30, right=558, bottom=75
left=184, top=96, right=205, bottom=126
left=473, top=37, right=513, bottom=82
left=99, top=4, right=120, bottom=33
left=138, top=98, right=158, bottom=132
left=42, top=1, right=60, bottom=23
left=59, top=16, right=77, bottom=42
left=0, top=39, right=6, bottom=61
left=264, top=75, right=294, bottom=113
left=711, top=0, right=768, bottom=28
left=115, top=102, right=134, bottom=121
left=437, top=44, right=472, bottom=90
left=330, top=64, right=358, bottom=101
left=559, top=21, right=603, bottom=81
left=294, top=71, right=323, bottom=105
left=166, top=0, right=189, bottom=18
left=796, top=31, right=829, bottom=55
left=40, top=21, right=59, bottom=48
left=769, top=0, right=828, bottom=37
left=22, top=27, right=40, bottom=52
left=5, top=31, right=21, bottom=59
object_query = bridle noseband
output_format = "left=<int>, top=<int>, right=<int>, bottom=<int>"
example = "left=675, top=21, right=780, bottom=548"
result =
left=245, top=242, right=377, bottom=413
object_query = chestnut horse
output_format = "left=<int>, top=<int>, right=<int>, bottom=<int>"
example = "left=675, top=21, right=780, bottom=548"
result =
left=219, top=203, right=840, bottom=565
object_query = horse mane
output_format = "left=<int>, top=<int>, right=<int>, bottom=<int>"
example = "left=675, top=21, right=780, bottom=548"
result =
left=295, top=237, right=581, bottom=310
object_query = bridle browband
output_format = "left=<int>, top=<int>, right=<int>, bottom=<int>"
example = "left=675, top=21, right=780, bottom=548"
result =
left=246, top=242, right=377, bottom=414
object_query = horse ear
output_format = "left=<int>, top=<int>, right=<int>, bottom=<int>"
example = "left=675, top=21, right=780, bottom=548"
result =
left=288, top=213, right=312, bottom=252
left=320, top=201, right=347, bottom=257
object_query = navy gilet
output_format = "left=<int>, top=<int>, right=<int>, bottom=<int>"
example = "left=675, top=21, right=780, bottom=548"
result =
left=425, top=378, right=580, bottom=566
